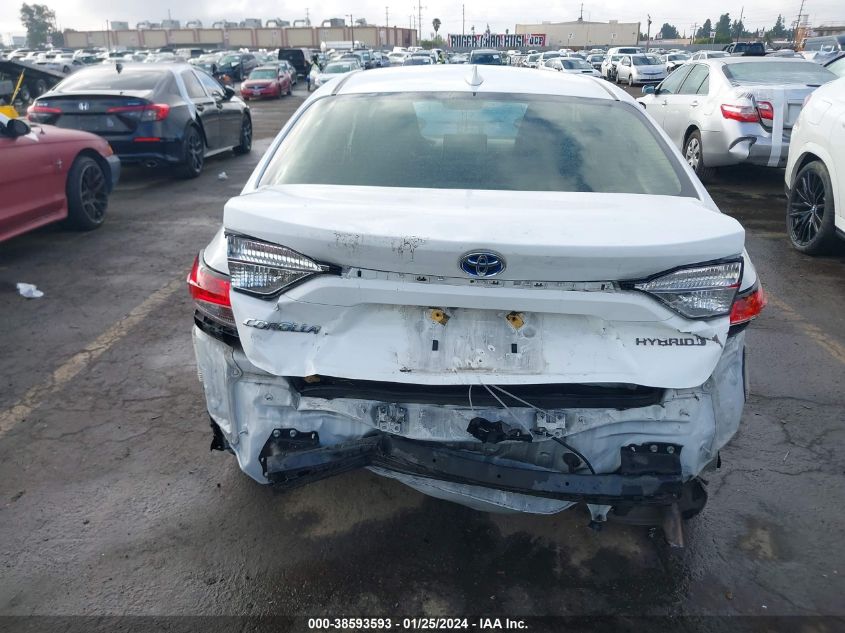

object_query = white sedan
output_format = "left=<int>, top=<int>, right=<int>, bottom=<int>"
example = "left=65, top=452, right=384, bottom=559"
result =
left=539, top=57, right=601, bottom=77
left=784, top=76, right=845, bottom=254
left=188, top=66, right=765, bottom=542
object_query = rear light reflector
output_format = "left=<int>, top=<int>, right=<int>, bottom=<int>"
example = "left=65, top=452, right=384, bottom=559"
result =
left=730, top=284, right=767, bottom=325
left=721, top=104, right=760, bottom=123
left=133, top=137, right=161, bottom=142
left=107, top=103, right=170, bottom=121
left=188, top=254, right=235, bottom=328
left=632, top=260, right=742, bottom=319
left=756, top=101, right=774, bottom=121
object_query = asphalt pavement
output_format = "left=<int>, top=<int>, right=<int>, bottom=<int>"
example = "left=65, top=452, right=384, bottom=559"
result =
left=1, top=83, right=844, bottom=629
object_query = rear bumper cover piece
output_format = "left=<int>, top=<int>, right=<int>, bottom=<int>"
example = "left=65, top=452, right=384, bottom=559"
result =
left=193, top=325, right=745, bottom=514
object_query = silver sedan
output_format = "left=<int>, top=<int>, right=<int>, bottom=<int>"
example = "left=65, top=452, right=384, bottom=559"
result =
left=615, top=54, right=667, bottom=86
left=638, top=57, right=837, bottom=179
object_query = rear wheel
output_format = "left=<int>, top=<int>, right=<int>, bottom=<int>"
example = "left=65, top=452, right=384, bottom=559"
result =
left=233, top=115, right=252, bottom=155
left=683, top=129, right=715, bottom=180
left=176, top=126, right=204, bottom=179
left=66, top=156, right=108, bottom=230
left=787, top=161, right=837, bottom=255
left=627, top=74, right=633, bottom=86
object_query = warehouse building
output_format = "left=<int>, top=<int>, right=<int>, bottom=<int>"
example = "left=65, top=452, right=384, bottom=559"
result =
left=515, top=19, right=640, bottom=49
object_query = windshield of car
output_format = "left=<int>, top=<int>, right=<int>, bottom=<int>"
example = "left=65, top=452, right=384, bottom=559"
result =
left=404, top=57, right=431, bottom=65
left=55, top=68, right=167, bottom=91
left=722, top=61, right=836, bottom=85
left=632, top=55, right=662, bottom=66
left=527, top=54, right=541, bottom=62
left=219, top=55, right=241, bottom=65
left=827, top=56, right=845, bottom=77
left=259, top=93, right=690, bottom=196
left=668, top=54, right=688, bottom=61
left=249, top=69, right=277, bottom=80
left=470, top=52, right=502, bottom=64
left=562, top=59, right=592, bottom=70
left=708, top=52, right=730, bottom=58
left=542, top=52, right=561, bottom=59
left=324, top=62, right=355, bottom=73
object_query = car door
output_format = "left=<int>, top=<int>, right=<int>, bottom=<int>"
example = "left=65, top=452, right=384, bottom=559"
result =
left=619, top=56, right=631, bottom=81
left=0, top=122, right=65, bottom=240
left=661, top=64, right=710, bottom=147
left=196, top=70, right=239, bottom=146
left=643, top=64, right=694, bottom=131
left=181, top=69, right=220, bottom=149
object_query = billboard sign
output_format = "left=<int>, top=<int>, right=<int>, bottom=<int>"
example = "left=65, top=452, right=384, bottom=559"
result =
left=449, top=33, right=546, bottom=49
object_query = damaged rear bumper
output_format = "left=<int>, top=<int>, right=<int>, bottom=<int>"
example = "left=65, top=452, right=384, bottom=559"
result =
left=193, top=324, right=745, bottom=515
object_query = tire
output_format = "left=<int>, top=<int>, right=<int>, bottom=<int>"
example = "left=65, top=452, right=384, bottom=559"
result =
left=627, top=74, right=633, bottom=87
left=65, top=156, right=108, bottom=231
left=35, top=79, right=48, bottom=95
left=287, top=82, right=292, bottom=96
left=683, top=129, right=715, bottom=181
left=176, top=126, right=204, bottom=179
left=233, top=115, right=252, bottom=155
left=787, top=160, right=838, bottom=255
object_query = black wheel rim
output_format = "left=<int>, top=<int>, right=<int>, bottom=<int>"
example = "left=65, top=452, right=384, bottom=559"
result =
left=79, top=163, right=107, bottom=222
left=188, top=132, right=203, bottom=172
left=241, top=118, right=252, bottom=149
left=789, top=169, right=826, bottom=246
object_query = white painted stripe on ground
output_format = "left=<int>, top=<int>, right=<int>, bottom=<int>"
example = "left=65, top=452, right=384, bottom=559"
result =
left=0, top=278, right=184, bottom=439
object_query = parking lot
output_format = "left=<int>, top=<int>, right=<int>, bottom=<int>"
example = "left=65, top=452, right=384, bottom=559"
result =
left=1, top=82, right=844, bottom=626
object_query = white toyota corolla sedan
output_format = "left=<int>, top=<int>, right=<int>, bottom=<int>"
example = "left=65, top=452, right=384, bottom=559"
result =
left=188, top=66, right=766, bottom=540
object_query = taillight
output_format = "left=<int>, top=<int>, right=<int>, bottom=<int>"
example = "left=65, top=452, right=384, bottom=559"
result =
left=756, top=100, right=774, bottom=121
left=720, top=104, right=760, bottom=123
left=187, top=254, right=235, bottom=328
left=730, top=284, right=767, bottom=325
left=227, top=235, right=328, bottom=297
left=632, top=260, right=742, bottom=319
left=106, top=103, right=170, bottom=121
left=27, top=104, right=61, bottom=115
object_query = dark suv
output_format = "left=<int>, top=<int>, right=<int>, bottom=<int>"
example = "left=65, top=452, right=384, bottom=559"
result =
left=278, top=48, right=312, bottom=78
left=723, top=42, right=766, bottom=56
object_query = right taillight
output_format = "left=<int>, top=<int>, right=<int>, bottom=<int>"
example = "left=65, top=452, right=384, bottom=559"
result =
left=730, top=284, right=767, bottom=325
left=721, top=104, right=760, bottom=123
left=632, top=260, right=742, bottom=319
left=756, top=100, right=774, bottom=121
left=187, top=254, right=235, bottom=328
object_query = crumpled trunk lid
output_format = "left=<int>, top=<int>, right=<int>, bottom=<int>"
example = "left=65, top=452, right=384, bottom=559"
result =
left=225, top=186, right=744, bottom=389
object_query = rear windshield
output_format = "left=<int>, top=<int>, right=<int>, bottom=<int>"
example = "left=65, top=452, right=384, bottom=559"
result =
left=259, top=93, right=692, bottom=196
left=249, top=69, right=277, bottom=79
left=562, top=59, right=592, bottom=69
left=722, top=61, right=835, bottom=85
left=324, top=63, right=355, bottom=73
left=56, top=68, right=167, bottom=91
left=471, top=52, right=502, bottom=64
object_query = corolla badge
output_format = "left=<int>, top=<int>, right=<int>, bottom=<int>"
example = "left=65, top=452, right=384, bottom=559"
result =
left=459, top=251, right=506, bottom=278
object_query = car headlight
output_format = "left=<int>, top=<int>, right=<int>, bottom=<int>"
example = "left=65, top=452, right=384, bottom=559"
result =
left=628, top=260, right=743, bottom=319
left=227, top=235, right=329, bottom=297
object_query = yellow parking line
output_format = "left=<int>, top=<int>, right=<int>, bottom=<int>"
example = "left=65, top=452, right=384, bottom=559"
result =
left=767, top=293, right=845, bottom=365
left=0, top=278, right=184, bottom=439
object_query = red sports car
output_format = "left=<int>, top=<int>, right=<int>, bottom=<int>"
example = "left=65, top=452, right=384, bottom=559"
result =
left=0, top=113, right=120, bottom=242
left=239, top=66, right=292, bottom=101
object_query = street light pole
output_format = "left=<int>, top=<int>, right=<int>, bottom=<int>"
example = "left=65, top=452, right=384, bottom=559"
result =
left=347, top=14, right=354, bottom=47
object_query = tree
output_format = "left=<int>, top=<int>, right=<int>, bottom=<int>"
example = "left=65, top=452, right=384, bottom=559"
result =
left=354, top=17, right=367, bottom=26
left=731, top=19, right=746, bottom=39
left=715, top=13, right=732, bottom=41
left=771, top=14, right=787, bottom=38
left=432, top=18, right=441, bottom=36
left=696, top=19, right=712, bottom=40
left=659, top=23, right=679, bottom=39
left=20, top=3, right=58, bottom=48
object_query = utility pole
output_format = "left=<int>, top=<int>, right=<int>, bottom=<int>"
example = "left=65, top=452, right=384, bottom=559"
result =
left=793, top=0, right=806, bottom=44
left=579, top=3, right=583, bottom=20
left=646, top=14, right=652, bottom=51
left=418, top=0, right=423, bottom=42
left=347, top=14, right=354, bottom=46
left=735, top=6, right=744, bottom=43
left=691, top=22, right=697, bottom=44
left=462, top=4, right=465, bottom=36
left=305, top=8, right=310, bottom=25
left=385, top=6, right=389, bottom=27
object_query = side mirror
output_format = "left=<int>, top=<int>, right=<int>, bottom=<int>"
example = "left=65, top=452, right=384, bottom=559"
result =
left=642, top=85, right=656, bottom=95
left=223, top=86, right=236, bottom=100
left=2, top=117, right=30, bottom=138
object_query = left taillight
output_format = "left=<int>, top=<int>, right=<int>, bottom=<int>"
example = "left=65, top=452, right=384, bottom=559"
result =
left=187, top=254, right=236, bottom=330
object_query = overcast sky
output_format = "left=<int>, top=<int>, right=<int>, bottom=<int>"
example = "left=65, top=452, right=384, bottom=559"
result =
left=2, top=0, right=843, bottom=41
